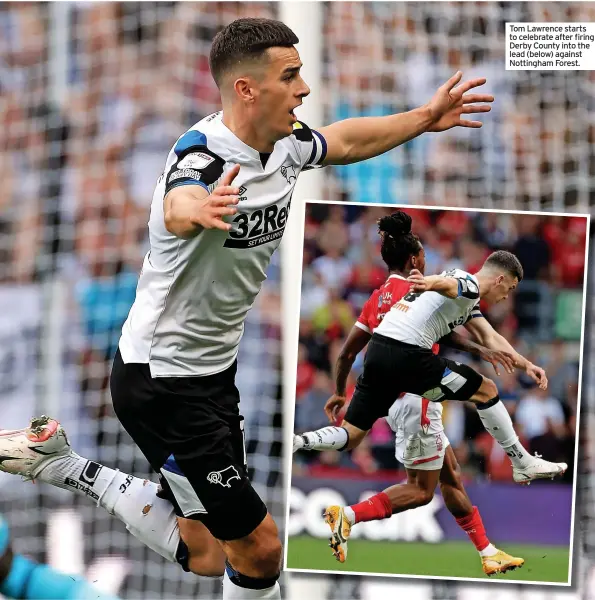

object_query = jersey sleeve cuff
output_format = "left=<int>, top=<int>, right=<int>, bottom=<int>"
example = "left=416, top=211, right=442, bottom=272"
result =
left=166, top=179, right=210, bottom=195
left=305, top=130, right=328, bottom=169
left=355, top=321, right=371, bottom=333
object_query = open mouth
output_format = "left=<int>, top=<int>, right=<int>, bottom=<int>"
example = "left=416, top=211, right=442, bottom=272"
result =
left=289, top=104, right=301, bottom=121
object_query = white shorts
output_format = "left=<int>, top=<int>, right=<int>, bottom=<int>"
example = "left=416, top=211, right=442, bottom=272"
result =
left=386, top=393, right=451, bottom=471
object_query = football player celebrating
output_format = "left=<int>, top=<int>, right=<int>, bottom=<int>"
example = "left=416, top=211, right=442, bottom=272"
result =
left=0, top=18, right=494, bottom=600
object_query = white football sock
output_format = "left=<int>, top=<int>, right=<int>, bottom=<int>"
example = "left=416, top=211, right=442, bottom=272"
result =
left=100, top=473, right=181, bottom=563
left=38, top=453, right=181, bottom=563
left=343, top=506, right=356, bottom=524
left=222, top=570, right=281, bottom=599
left=479, top=543, right=498, bottom=557
left=298, top=427, right=348, bottom=451
left=476, top=400, right=532, bottom=468
left=36, top=452, right=116, bottom=501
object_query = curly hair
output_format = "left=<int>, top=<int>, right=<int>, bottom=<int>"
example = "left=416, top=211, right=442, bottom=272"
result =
left=377, top=211, right=423, bottom=271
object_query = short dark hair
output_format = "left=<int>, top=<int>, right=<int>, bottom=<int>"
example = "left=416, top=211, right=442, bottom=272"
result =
left=484, top=250, right=524, bottom=282
left=209, top=18, right=299, bottom=87
left=378, top=211, right=422, bottom=271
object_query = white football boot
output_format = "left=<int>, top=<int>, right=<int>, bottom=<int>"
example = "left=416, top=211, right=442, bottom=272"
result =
left=0, top=415, right=71, bottom=481
left=512, top=453, right=567, bottom=485
left=293, top=434, right=305, bottom=453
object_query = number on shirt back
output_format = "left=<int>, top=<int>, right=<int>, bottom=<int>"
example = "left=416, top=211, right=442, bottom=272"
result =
left=402, top=291, right=423, bottom=302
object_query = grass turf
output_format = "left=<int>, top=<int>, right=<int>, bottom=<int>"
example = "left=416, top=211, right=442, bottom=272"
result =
left=286, top=536, right=570, bottom=583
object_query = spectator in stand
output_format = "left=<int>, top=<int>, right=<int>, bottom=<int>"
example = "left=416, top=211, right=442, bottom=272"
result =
left=515, top=387, right=567, bottom=461
left=545, top=340, right=579, bottom=404
left=311, top=287, right=355, bottom=344
left=551, top=219, right=586, bottom=288
left=512, top=215, right=552, bottom=281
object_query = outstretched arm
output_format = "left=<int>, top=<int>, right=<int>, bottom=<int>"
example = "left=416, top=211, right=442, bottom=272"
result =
left=318, top=72, right=493, bottom=165
left=325, top=325, right=371, bottom=423
left=464, top=317, right=548, bottom=389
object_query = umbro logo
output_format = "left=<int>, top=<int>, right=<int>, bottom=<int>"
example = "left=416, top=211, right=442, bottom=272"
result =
left=238, top=186, right=247, bottom=202
left=281, top=164, right=297, bottom=185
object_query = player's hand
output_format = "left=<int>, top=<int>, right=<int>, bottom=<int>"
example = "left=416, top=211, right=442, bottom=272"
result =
left=324, top=394, right=347, bottom=423
left=425, top=71, right=494, bottom=132
left=526, top=363, right=548, bottom=390
left=407, top=268, right=429, bottom=292
left=195, top=164, right=241, bottom=231
left=478, top=348, right=516, bottom=376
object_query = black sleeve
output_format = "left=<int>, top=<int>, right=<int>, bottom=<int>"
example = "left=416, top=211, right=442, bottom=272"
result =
left=164, top=129, right=226, bottom=196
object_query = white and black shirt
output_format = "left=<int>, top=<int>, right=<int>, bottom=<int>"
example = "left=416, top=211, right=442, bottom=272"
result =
left=119, top=112, right=327, bottom=377
left=374, top=269, right=483, bottom=349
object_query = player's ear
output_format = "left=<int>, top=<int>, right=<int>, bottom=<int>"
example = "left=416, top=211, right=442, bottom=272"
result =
left=234, top=77, right=256, bottom=104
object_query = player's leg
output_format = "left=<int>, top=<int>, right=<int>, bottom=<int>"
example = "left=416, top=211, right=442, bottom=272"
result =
left=293, top=420, right=366, bottom=453
left=323, top=414, right=447, bottom=564
left=219, top=514, right=282, bottom=599
left=323, top=465, right=441, bottom=563
left=0, top=416, right=224, bottom=577
left=416, top=355, right=566, bottom=484
left=294, top=335, right=400, bottom=455
left=136, top=362, right=282, bottom=599
left=383, top=466, right=441, bottom=513
left=439, top=446, right=524, bottom=575
left=437, top=446, right=473, bottom=518
left=0, top=514, right=120, bottom=600
left=465, top=373, right=567, bottom=483
left=176, top=518, right=226, bottom=576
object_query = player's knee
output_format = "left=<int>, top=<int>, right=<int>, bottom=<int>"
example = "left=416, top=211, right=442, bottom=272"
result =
left=188, top=549, right=226, bottom=577
left=414, top=487, right=434, bottom=507
left=474, top=377, right=498, bottom=403
left=247, top=537, right=282, bottom=578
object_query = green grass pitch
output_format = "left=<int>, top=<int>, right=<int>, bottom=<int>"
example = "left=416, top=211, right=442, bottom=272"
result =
left=286, top=536, right=570, bottom=583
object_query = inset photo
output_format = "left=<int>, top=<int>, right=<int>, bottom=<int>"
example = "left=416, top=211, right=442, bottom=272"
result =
left=286, top=201, right=589, bottom=585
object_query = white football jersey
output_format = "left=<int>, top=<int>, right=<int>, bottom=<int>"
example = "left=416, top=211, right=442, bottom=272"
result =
left=119, top=112, right=326, bottom=377
left=374, top=268, right=483, bottom=349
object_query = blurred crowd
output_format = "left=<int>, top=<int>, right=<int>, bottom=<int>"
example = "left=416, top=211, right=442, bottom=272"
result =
left=294, top=204, right=585, bottom=483
left=324, top=2, right=595, bottom=209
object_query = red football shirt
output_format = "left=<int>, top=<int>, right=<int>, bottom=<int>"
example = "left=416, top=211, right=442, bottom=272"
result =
left=355, top=274, right=439, bottom=355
